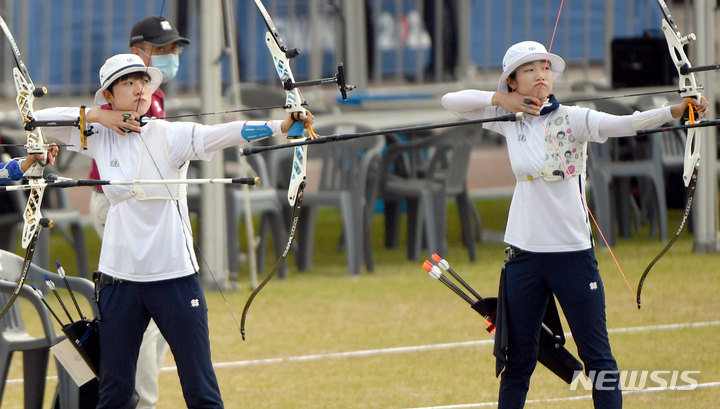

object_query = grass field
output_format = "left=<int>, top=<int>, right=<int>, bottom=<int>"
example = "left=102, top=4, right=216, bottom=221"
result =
left=2, top=198, right=719, bottom=408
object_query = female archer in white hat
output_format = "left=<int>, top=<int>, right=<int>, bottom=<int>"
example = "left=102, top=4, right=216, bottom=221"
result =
left=443, top=41, right=707, bottom=408
left=35, top=53, right=313, bottom=409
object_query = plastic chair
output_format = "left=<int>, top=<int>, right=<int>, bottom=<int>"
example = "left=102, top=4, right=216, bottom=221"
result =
left=292, top=125, right=385, bottom=276
left=581, top=99, right=668, bottom=246
left=376, top=128, right=482, bottom=261
left=36, top=189, right=90, bottom=278
left=225, top=151, right=288, bottom=278
left=430, top=125, right=485, bottom=261
left=33, top=167, right=90, bottom=278
left=0, top=249, right=98, bottom=409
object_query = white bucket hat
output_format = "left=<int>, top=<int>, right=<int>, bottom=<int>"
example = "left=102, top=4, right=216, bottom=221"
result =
left=497, top=41, right=565, bottom=93
left=94, top=54, right=163, bottom=105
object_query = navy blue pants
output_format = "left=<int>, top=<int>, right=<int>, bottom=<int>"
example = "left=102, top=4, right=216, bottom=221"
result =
left=498, top=249, right=621, bottom=409
left=96, top=273, right=224, bottom=409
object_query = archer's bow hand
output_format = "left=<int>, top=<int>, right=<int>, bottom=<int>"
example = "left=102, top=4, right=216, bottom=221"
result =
left=492, top=92, right=541, bottom=116
left=21, top=143, right=59, bottom=171
left=87, top=109, right=142, bottom=136
left=671, top=96, right=709, bottom=120
left=282, top=110, right=316, bottom=139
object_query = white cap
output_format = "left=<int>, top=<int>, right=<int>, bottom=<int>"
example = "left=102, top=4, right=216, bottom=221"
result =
left=497, top=41, right=565, bottom=93
left=94, top=54, right=162, bottom=105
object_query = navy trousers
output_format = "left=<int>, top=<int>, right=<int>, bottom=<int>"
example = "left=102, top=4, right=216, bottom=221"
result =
left=96, top=273, right=224, bottom=409
left=498, top=249, right=621, bottom=409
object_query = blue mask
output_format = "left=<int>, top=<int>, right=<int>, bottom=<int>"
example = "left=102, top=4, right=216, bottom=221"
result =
left=151, top=54, right=179, bottom=83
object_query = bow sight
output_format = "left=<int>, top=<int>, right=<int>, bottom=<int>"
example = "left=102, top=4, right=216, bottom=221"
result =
left=253, top=0, right=355, bottom=101
left=285, top=63, right=356, bottom=101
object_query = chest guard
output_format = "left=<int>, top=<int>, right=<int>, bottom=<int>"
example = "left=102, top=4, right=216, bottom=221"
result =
left=517, top=106, right=587, bottom=182
left=108, top=119, right=189, bottom=205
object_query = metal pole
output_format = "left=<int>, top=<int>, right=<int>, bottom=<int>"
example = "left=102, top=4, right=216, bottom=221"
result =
left=692, top=0, right=720, bottom=253
left=604, top=0, right=614, bottom=84
left=455, top=0, right=471, bottom=82
left=200, top=0, right=230, bottom=289
left=343, top=0, right=367, bottom=91
left=223, top=0, right=258, bottom=290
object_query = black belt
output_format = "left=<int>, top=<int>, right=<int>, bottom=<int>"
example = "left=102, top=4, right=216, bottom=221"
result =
left=505, top=246, right=528, bottom=259
left=93, top=271, right=122, bottom=287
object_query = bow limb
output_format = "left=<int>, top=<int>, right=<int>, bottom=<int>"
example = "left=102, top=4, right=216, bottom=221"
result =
left=241, top=0, right=353, bottom=338
left=240, top=181, right=305, bottom=340
left=240, top=0, right=310, bottom=339
left=636, top=1, right=704, bottom=308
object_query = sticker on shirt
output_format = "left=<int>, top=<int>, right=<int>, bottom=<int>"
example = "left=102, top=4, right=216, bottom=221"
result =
left=110, top=159, right=120, bottom=167
left=518, top=133, right=526, bottom=142
left=589, top=282, right=598, bottom=291
left=191, top=298, right=200, bottom=307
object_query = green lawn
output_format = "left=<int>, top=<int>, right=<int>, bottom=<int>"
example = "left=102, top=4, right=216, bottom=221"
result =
left=2, top=199, right=719, bottom=408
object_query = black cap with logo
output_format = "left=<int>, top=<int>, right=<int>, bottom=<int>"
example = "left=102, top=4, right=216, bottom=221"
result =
left=129, top=16, right=190, bottom=47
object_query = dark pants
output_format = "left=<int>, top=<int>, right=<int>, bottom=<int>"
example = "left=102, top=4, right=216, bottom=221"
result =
left=498, top=249, right=621, bottom=409
left=96, top=273, right=224, bottom=409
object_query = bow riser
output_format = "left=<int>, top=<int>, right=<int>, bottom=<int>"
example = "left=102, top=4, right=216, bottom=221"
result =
left=13, top=68, right=46, bottom=156
left=21, top=181, right=46, bottom=249
left=263, top=29, right=307, bottom=205
left=264, top=32, right=306, bottom=138
left=659, top=18, right=701, bottom=188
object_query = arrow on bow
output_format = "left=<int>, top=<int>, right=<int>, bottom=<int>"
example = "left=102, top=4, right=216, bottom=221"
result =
left=0, top=174, right=260, bottom=192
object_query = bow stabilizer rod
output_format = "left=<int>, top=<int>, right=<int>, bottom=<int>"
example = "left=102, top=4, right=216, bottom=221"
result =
left=635, top=118, right=720, bottom=135
left=241, top=113, right=524, bottom=156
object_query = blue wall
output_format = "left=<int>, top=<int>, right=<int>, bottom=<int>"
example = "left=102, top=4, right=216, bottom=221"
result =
left=2, top=0, right=661, bottom=91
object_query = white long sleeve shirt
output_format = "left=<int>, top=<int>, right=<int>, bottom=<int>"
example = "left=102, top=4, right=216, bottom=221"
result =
left=442, top=90, right=673, bottom=252
left=36, top=107, right=284, bottom=281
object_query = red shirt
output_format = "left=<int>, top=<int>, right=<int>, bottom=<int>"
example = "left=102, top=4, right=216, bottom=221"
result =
left=89, top=89, right=166, bottom=190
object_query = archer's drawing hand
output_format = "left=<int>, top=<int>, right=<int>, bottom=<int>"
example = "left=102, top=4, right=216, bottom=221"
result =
left=493, top=92, right=541, bottom=116
left=87, top=109, right=142, bottom=135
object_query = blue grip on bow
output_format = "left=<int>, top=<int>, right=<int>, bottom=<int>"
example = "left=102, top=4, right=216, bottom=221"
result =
left=287, top=121, right=305, bottom=139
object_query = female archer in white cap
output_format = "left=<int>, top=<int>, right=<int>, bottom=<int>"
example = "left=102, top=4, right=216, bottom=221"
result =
left=35, top=53, right=313, bottom=409
left=443, top=41, right=707, bottom=408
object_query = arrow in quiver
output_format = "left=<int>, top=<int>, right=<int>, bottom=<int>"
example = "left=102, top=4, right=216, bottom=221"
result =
left=423, top=254, right=583, bottom=384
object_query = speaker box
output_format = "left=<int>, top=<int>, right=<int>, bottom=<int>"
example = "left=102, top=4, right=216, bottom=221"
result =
left=611, top=34, right=679, bottom=89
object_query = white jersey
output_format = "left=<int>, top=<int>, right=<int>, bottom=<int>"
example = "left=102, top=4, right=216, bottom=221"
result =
left=37, top=107, right=284, bottom=281
left=442, top=90, right=673, bottom=252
